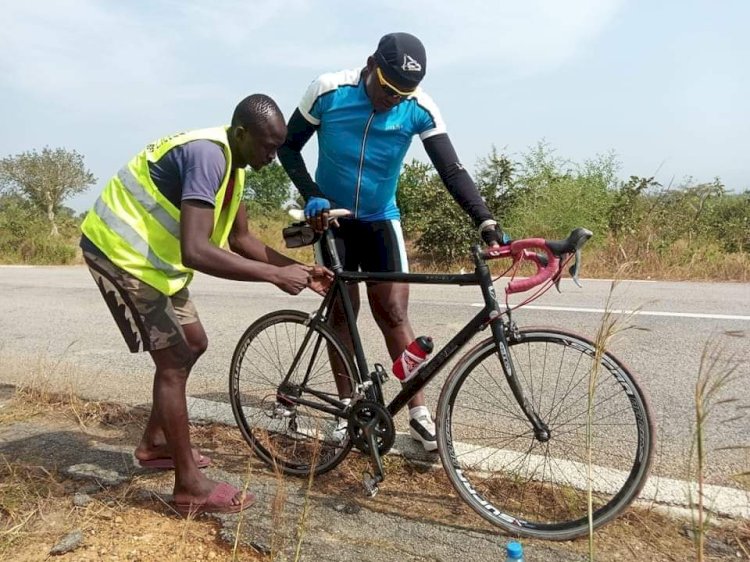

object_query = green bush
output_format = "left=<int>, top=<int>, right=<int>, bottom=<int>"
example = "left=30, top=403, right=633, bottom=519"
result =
left=607, top=175, right=659, bottom=237
left=0, top=195, right=79, bottom=264
left=397, top=160, right=480, bottom=265
left=607, top=179, right=749, bottom=258
left=397, top=143, right=617, bottom=264
left=501, top=143, right=615, bottom=241
left=704, top=190, right=749, bottom=253
left=395, top=142, right=747, bottom=279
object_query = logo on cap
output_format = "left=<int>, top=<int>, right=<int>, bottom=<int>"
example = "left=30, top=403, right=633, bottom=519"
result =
left=402, top=54, right=422, bottom=72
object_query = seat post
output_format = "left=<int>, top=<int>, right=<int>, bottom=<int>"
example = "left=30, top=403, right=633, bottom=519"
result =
left=323, top=229, right=343, bottom=273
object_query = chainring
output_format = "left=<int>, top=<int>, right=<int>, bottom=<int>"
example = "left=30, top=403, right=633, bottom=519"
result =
left=347, top=400, right=395, bottom=455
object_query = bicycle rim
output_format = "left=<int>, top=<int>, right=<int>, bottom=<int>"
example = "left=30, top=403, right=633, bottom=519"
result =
left=229, top=310, right=357, bottom=476
left=437, top=328, right=654, bottom=540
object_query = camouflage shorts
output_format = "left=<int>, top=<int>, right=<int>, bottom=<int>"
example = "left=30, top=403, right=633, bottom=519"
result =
left=83, top=250, right=199, bottom=353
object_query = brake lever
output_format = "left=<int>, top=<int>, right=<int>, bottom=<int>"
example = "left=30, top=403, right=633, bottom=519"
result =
left=554, top=257, right=563, bottom=293
left=569, top=249, right=583, bottom=288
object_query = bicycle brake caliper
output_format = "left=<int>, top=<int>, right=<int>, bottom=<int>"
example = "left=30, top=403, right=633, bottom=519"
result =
left=508, top=320, right=520, bottom=341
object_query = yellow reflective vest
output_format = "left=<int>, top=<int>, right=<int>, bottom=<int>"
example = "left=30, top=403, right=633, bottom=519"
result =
left=81, top=127, right=245, bottom=295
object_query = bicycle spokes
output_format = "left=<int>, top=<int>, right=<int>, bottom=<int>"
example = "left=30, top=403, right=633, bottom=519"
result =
left=439, top=330, right=653, bottom=538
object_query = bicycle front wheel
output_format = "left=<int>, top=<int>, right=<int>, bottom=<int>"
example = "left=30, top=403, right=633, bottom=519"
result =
left=229, top=310, right=357, bottom=476
left=437, top=328, right=654, bottom=540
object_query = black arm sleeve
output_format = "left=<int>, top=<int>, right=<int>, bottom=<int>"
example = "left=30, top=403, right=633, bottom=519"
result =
left=277, top=108, right=326, bottom=200
left=423, top=133, right=494, bottom=227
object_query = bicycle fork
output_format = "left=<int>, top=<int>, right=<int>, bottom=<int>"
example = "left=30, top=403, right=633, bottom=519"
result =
left=491, top=320, right=550, bottom=441
left=475, top=247, right=551, bottom=442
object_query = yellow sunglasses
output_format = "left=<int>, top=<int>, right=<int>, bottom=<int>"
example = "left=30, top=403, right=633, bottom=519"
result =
left=375, top=66, right=416, bottom=98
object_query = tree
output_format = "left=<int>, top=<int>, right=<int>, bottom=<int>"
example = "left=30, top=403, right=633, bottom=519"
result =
left=243, top=161, right=292, bottom=211
left=0, top=147, right=96, bottom=236
left=474, top=146, right=517, bottom=220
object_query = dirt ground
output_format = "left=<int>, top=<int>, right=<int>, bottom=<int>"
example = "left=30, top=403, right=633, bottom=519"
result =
left=0, top=386, right=748, bottom=561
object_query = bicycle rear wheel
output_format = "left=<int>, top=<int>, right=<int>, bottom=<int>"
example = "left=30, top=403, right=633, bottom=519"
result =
left=229, top=310, right=357, bottom=476
left=436, top=328, right=654, bottom=540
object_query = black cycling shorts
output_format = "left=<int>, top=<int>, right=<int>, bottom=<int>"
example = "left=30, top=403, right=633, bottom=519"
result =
left=314, top=218, right=409, bottom=273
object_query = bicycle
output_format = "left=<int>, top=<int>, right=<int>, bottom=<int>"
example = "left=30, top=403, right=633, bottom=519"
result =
left=229, top=210, right=655, bottom=540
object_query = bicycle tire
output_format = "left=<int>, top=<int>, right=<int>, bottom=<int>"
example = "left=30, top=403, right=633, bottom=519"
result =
left=436, top=327, right=654, bottom=540
left=229, top=310, right=357, bottom=476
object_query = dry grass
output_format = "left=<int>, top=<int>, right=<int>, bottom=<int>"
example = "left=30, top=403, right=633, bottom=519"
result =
left=0, top=388, right=260, bottom=561
left=0, top=457, right=65, bottom=557
left=583, top=238, right=749, bottom=282
left=312, top=453, right=750, bottom=561
left=585, top=268, right=640, bottom=560
left=0, top=350, right=140, bottom=432
left=195, top=421, right=325, bottom=561
left=688, top=340, right=745, bottom=562
left=2, top=379, right=748, bottom=560
left=7, top=379, right=138, bottom=431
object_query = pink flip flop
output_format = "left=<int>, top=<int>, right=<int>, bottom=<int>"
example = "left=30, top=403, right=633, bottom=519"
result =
left=138, top=453, right=211, bottom=470
left=173, top=482, right=255, bottom=517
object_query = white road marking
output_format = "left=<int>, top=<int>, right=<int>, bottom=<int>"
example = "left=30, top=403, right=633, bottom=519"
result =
left=469, top=304, right=750, bottom=321
left=536, top=277, right=656, bottom=284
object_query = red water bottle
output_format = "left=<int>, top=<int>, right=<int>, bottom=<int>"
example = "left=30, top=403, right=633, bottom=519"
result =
left=392, top=336, right=434, bottom=382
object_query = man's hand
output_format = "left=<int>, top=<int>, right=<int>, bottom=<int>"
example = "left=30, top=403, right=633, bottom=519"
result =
left=304, top=196, right=331, bottom=232
left=273, top=264, right=315, bottom=295
left=479, top=220, right=512, bottom=248
left=308, top=265, right=334, bottom=296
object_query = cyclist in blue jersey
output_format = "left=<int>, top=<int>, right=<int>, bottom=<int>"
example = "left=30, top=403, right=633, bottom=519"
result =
left=279, top=32, right=505, bottom=451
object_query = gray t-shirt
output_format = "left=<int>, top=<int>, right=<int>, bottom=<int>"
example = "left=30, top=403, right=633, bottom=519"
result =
left=81, top=140, right=229, bottom=255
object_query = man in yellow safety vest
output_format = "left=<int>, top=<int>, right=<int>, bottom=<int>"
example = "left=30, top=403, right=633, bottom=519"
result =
left=80, top=94, right=331, bottom=516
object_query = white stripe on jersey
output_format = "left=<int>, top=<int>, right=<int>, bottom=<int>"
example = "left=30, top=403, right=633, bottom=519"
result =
left=412, top=89, right=447, bottom=140
left=298, top=68, right=362, bottom=125
left=390, top=219, right=410, bottom=273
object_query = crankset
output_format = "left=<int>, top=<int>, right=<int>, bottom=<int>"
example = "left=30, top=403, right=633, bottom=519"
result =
left=347, top=400, right=395, bottom=455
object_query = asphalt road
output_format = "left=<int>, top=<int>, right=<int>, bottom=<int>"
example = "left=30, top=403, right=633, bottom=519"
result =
left=1, top=265, right=748, bottom=487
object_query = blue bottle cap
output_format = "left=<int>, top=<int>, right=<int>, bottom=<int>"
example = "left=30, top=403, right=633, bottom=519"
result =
left=507, top=541, right=523, bottom=558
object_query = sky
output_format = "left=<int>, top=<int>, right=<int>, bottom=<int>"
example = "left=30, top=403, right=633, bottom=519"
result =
left=1, top=0, right=748, bottom=213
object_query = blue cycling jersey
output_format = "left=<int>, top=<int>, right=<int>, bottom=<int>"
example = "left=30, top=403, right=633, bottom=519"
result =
left=298, top=68, right=446, bottom=221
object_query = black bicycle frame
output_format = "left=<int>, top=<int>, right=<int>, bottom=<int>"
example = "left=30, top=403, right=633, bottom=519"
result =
left=301, top=229, right=550, bottom=437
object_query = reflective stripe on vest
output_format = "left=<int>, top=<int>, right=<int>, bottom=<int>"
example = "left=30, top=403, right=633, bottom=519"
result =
left=116, top=167, right=181, bottom=238
left=92, top=196, right=183, bottom=277
left=81, top=127, right=244, bottom=295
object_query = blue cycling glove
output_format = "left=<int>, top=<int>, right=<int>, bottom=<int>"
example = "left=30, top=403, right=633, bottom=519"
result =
left=304, top=196, right=330, bottom=219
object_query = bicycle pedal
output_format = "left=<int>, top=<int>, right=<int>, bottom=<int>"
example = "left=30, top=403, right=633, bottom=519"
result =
left=363, top=476, right=379, bottom=497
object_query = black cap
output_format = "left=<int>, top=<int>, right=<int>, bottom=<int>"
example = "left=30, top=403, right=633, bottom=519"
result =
left=373, top=32, right=426, bottom=90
